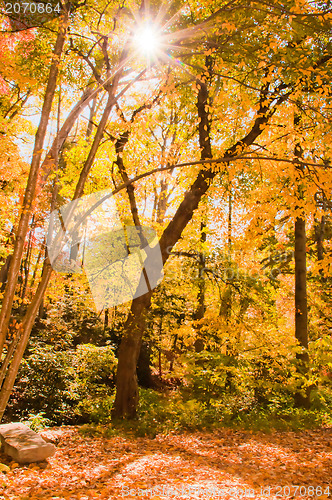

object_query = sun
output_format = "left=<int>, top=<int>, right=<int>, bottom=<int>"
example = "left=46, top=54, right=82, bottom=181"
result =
left=133, top=22, right=162, bottom=60
left=129, top=4, right=216, bottom=70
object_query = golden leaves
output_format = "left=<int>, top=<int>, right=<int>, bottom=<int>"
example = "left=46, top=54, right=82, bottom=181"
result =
left=221, top=22, right=236, bottom=32
left=0, top=427, right=331, bottom=499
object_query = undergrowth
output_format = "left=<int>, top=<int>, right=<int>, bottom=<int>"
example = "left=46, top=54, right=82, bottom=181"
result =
left=78, top=387, right=332, bottom=439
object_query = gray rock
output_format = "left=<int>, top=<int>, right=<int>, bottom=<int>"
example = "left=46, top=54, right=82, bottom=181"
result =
left=0, top=422, right=56, bottom=463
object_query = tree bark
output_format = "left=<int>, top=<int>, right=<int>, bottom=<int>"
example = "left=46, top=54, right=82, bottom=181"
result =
left=156, top=178, right=169, bottom=224
left=29, top=243, right=43, bottom=290
left=294, top=214, right=310, bottom=408
left=19, top=221, right=34, bottom=308
left=113, top=292, right=152, bottom=418
left=0, top=231, right=15, bottom=291
left=104, top=308, right=109, bottom=331
left=0, top=256, right=12, bottom=293
left=293, top=113, right=310, bottom=409
left=137, top=340, right=154, bottom=388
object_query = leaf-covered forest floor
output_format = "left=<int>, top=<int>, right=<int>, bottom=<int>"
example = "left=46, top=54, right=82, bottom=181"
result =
left=0, top=426, right=331, bottom=500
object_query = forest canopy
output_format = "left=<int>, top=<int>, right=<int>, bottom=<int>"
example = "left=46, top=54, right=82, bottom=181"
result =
left=0, top=0, right=331, bottom=429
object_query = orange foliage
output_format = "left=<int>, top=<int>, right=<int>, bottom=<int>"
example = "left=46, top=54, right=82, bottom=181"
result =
left=0, top=427, right=330, bottom=499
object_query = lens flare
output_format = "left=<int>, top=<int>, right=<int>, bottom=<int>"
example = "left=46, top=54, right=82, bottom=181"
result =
left=133, top=23, right=161, bottom=59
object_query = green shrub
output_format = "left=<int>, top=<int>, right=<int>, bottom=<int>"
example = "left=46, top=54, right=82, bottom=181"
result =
left=6, top=343, right=117, bottom=425
left=72, top=343, right=117, bottom=394
left=185, top=351, right=244, bottom=400
left=7, top=346, right=76, bottom=424
left=186, top=350, right=298, bottom=409
left=71, top=343, right=117, bottom=423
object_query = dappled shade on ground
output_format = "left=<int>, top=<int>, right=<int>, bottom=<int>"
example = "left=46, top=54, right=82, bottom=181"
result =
left=0, top=427, right=331, bottom=499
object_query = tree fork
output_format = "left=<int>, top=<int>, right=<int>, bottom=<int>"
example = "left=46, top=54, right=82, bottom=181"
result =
left=112, top=71, right=289, bottom=419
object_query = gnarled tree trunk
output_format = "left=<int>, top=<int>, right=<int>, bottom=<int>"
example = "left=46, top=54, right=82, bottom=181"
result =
left=112, top=64, right=285, bottom=418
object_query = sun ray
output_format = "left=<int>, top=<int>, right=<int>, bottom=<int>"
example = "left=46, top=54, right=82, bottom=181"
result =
left=125, top=0, right=221, bottom=78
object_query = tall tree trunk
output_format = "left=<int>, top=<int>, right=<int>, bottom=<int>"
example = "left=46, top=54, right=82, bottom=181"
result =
left=0, top=10, right=69, bottom=355
left=294, top=214, right=310, bottom=408
left=137, top=340, right=154, bottom=387
left=104, top=308, right=109, bottom=331
left=113, top=292, right=152, bottom=418
left=0, top=256, right=12, bottom=293
left=112, top=99, right=164, bottom=387
left=86, top=95, right=97, bottom=139
left=156, top=178, right=168, bottom=224
left=293, top=113, right=310, bottom=409
left=112, top=72, right=212, bottom=419
left=29, top=242, right=43, bottom=290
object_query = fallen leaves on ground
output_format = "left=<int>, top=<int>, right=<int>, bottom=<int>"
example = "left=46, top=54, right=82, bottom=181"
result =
left=0, top=426, right=331, bottom=499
